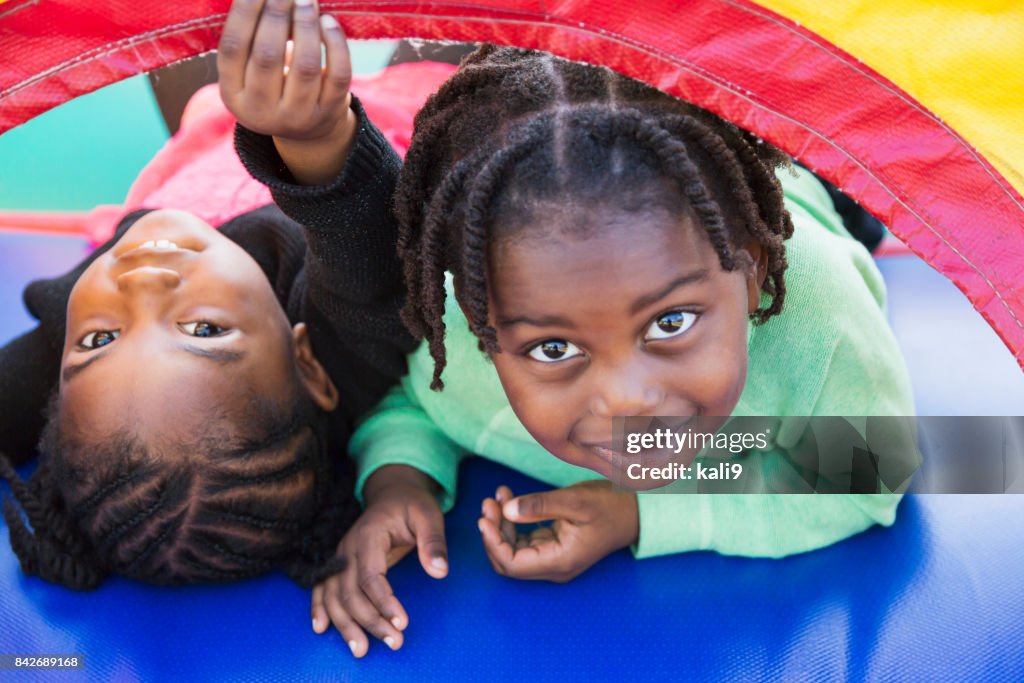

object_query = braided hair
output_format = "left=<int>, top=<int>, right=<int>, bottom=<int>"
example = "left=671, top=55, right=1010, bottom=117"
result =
left=0, top=392, right=356, bottom=590
left=396, top=46, right=795, bottom=390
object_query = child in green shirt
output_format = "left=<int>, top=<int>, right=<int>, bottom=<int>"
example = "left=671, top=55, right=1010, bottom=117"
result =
left=311, top=46, right=913, bottom=657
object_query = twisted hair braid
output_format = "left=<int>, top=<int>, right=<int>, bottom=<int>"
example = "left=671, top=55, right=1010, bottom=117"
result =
left=396, top=46, right=794, bottom=386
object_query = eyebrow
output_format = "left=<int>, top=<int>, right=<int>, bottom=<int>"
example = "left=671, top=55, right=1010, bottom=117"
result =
left=62, top=345, right=245, bottom=383
left=62, top=349, right=111, bottom=383
left=628, top=270, right=710, bottom=315
left=178, top=344, right=246, bottom=365
left=495, top=269, right=711, bottom=329
left=496, top=312, right=575, bottom=329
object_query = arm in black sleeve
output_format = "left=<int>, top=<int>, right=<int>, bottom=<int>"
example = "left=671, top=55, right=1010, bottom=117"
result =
left=0, top=210, right=152, bottom=465
left=0, top=326, right=60, bottom=466
left=234, top=97, right=417, bottom=422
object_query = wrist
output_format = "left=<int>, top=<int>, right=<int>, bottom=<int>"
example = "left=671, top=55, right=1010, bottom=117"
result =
left=364, top=464, right=441, bottom=504
left=617, top=491, right=640, bottom=549
left=272, top=96, right=358, bottom=185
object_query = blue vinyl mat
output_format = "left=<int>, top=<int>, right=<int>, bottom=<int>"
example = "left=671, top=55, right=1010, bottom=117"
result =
left=1, top=234, right=1023, bottom=681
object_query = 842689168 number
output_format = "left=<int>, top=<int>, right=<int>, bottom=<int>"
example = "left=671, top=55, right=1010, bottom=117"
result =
left=0, top=655, right=85, bottom=670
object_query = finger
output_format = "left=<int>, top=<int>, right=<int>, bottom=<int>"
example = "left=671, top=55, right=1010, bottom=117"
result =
left=495, top=487, right=518, bottom=542
left=480, top=497, right=500, bottom=524
left=311, top=583, right=329, bottom=633
left=282, top=0, right=323, bottom=108
left=496, top=527, right=570, bottom=580
left=481, top=516, right=573, bottom=580
left=504, top=488, right=579, bottom=524
left=218, top=0, right=266, bottom=95
left=354, top=541, right=410, bottom=633
left=480, top=497, right=503, bottom=529
left=244, top=0, right=293, bottom=102
left=482, top=497, right=515, bottom=546
left=318, top=13, right=353, bottom=109
left=519, top=525, right=557, bottom=550
left=409, top=501, right=449, bottom=578
left=323, top=578, right=370, bottom=657
left=335, top=569, right=404, bottom=651
left=477, top=517, right=516, bottom=575
left=495, top=485, right=514, bottom=504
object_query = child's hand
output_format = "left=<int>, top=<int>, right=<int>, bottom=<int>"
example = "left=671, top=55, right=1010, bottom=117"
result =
left=478, top=481, right=639, bottom=582
left=218, top=0, right=357, bottom=185
left=311, top=465, right=448, bottom=658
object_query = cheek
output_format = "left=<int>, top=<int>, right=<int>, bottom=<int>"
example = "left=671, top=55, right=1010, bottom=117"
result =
left=65, top=260, right=109, bottom=315
left=673, top=317, right=750, bottom=412
left=490, top=354, right=579, bottom=452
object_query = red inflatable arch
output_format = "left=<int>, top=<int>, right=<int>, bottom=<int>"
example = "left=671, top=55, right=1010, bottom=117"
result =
left=1, top=0, right=1022, bottom=368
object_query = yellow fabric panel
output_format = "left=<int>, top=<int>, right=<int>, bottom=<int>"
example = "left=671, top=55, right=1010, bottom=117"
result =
left=759, top=1, right=1024, bottom=194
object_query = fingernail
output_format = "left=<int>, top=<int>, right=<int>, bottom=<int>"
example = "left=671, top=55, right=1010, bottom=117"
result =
left=295, top=0, right=313, bottom=6
left=504, top=499, right=519, bottom=519
left=348, top=640, right=359, bottom=655
left=431, top=556, right=448, bottom=571
left=391, top=617, right=403, bottom=629
left=320, top=14, right=339, bottom=29
left=384, top=636, right=397, bottom=650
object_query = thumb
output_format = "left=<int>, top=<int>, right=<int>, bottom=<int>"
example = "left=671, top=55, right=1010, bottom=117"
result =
left=408, top=501, right=449, bottom=579
left=503, top=488, right=580, bottom=524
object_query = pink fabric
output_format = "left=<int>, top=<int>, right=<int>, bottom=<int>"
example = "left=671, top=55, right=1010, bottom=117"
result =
left=95, top=61, right=457, bottom=245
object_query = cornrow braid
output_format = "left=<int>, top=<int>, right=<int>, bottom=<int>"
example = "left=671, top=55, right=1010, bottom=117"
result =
left=0, top=390, right=356, bottom=590
left=396, top=46, right=794, bottom=386
left=1, top=455, right=103, bottom=589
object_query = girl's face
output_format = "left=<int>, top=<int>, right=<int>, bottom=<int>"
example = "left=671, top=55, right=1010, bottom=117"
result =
left=486, top=205, right=763, bottom=490
left=61, top=209, right=335, bottom=447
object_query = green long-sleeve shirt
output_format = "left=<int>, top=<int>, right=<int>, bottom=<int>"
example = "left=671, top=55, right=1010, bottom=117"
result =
left=350, top=167, right=915, bottom=559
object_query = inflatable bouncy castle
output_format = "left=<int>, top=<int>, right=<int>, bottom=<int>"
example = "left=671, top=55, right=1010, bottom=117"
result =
left=2, top=0, right=1022, bottom=367
left=1, top=2, right=1023, bottom=679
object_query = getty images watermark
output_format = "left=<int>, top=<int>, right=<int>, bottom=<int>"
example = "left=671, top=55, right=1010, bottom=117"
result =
left=610, top=416, right=1024, bottom=493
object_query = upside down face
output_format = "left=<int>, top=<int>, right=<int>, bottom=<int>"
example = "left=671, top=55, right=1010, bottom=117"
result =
left=61, top=209, right=336, bottom=451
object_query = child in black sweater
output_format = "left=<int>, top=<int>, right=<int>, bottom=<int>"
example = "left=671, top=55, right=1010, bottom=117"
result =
left=0, top=0, right=413, bottom=589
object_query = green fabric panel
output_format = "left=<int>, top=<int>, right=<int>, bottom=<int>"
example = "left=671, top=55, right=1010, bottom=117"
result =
left=0, top=76, right=169, bottom=210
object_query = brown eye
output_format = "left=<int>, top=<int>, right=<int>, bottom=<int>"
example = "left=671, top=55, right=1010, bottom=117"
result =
left=528, top=339, right=582, bottom=363
left=78, top=330, right=120, bottom=349
left=178, top=321, right=227, bottom=338
left=646, top=311, right=697, bottom=340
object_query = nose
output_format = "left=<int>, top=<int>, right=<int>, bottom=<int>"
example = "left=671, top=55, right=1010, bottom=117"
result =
left=116, top=266, right=182, bottom=296
left=590, top=357, right=664, bottom=418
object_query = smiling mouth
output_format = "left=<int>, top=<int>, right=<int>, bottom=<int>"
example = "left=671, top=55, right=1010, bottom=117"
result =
left=114, top=239, right=200, bottom=274
left=140, top=239, right=179, bottom=250
left=120, top=239, right=198, bottom=256
left=590, top=445, right=628, bottom=469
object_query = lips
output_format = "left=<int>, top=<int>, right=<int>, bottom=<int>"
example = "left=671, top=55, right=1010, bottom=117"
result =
left=588, top=445, right=630, bottom=472
left=118, top=239, right=197, bottom=257
left=115, top=239, right=198, bottom=269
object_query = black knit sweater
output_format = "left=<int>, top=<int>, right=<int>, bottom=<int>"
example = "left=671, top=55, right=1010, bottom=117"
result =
left=0, top=97, right=416, bottom=466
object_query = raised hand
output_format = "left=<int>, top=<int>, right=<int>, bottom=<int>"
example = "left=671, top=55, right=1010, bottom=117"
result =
left=218, top=0, right=357, bottom=184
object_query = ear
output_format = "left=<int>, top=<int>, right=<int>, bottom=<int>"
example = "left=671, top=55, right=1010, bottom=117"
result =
left=743, top=240, right=768, bottom=315
left=291, top=323, right=339, bottom=412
